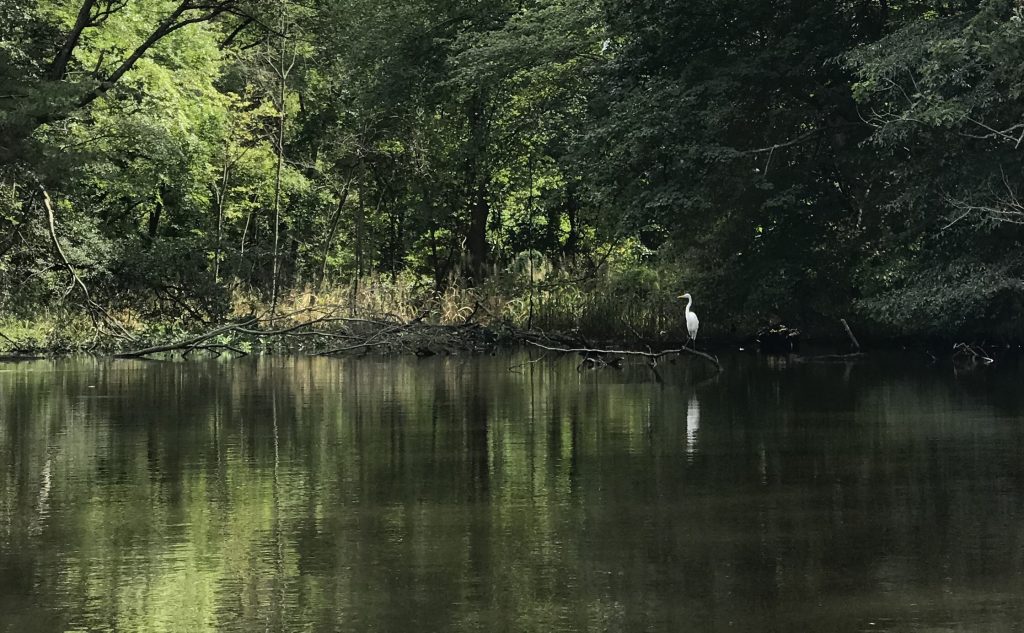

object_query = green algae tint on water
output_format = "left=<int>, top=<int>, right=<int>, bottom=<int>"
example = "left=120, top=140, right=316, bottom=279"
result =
left=2, top=354, right=1024, bottom=633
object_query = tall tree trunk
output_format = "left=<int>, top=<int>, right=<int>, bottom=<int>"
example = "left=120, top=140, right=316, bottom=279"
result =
left=427, top=188, right=442, bottom=291
left=350, top=186, right=365, bottom=316
left=546, top=194, right=562, bottom=255
left=213, top=144, right=231, bottom=283
left=288, top=234, right=299, bottom=281
left=316, top=183, right=351, bottom=294
left=390, top=206, right=405, bottom=283
left=564, top=183, right=580, bottom=260
left=270, top=64, right=285, bottom=314
left=48, top=0, right=97, bottom=81
left=468, top=182, right=489, bottom=281
left=148, top=185, right=167, bottom=239
left=355, top=186, right=365, bottom=278
left=430, top=224, right=441, bottom=291
left=526, top=156, right=536, bottom=329
left=270, top=3, right=291, bottom=315
left=466, top=90, right=490, bottom=282
left=240, top=209, right=252, bottom=256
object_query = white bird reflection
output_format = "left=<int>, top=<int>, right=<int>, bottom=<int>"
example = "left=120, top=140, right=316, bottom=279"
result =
left=685, top=394, right=700, bottom=458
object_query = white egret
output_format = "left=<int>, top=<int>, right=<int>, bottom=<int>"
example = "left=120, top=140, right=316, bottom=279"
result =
left=679, top=293, right=699, bottom=347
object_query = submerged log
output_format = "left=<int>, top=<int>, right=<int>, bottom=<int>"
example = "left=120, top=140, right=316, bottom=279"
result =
left=523, top=339, right=722, bottom=372
left=791, top=319, right=864, bottom=363
left=577, top=355, right=624, bottom=370
left=0, top=354, right=47, bottom=362
left=792, top=352, right=865, bottom=363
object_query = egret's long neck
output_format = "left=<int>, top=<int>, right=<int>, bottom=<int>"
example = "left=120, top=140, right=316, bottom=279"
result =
left=685, top=296, right=693, bottom=312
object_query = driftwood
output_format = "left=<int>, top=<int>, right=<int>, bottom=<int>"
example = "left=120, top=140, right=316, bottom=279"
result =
left=112, top=304, right=507, bottom=359
left=953, top=342, right=994, bottom=365
left=523, top=340, right=722, bottom=372
left=110, top=300, right=727, bottom=365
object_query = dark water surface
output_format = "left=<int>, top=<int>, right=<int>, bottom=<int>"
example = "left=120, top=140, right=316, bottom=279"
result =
left=2, top=353, right=1024, bottom=632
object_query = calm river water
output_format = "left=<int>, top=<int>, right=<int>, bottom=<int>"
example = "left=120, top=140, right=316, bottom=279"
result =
left=1, top=353, right=1023, bottom=632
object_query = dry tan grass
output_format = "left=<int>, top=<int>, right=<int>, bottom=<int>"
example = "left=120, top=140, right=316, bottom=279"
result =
left=2, top=265, right=689, bottom=353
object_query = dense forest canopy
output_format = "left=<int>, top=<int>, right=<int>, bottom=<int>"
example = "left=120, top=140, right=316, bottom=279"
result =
left=2, top=0, right=1023, bottom=342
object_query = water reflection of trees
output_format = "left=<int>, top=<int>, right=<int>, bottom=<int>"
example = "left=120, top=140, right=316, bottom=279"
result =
left=1, top=355, right=1024, bottom=631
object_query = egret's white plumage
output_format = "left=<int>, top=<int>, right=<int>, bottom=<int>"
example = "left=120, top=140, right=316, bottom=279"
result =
left=680, top=293, right=699, bottom=346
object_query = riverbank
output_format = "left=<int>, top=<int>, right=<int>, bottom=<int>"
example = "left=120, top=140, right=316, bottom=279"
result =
left=0, top=303, right=724, bottom=372
left=2, top=307, right=1014, bottom=374
left=1, top=275, right=1017, bottom=363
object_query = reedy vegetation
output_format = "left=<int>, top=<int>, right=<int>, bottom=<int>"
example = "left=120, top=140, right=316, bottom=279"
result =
left=2, top=0, right=1024, bottom=349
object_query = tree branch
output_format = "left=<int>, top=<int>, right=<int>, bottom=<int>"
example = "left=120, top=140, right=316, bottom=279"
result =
left=219, top=15, right=254, bottom=48
left=48, top=0, right=99, bottom=80
left=114, top=319, right=257, bottom=358
left=41, top=189, right=92, bottom=305
left=40, top=188, right=135, bottom=340
left=36, top=0, right=239, bottom=126
left=739, top=123, right=863, bottom=156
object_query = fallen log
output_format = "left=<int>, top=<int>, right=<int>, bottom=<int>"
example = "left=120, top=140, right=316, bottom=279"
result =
left=111, top=303, right=722, bottom=363
left=792, top=352, right=865, bottom=363
left=113, top=308, right=384, bottom=358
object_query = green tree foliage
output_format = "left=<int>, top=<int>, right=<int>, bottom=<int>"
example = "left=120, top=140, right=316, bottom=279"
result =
left=585, top=0, right=890, bottom=330
left=848, top=0, right=1024, bottom=336
left=2, top=0, right=1024, bottom=340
